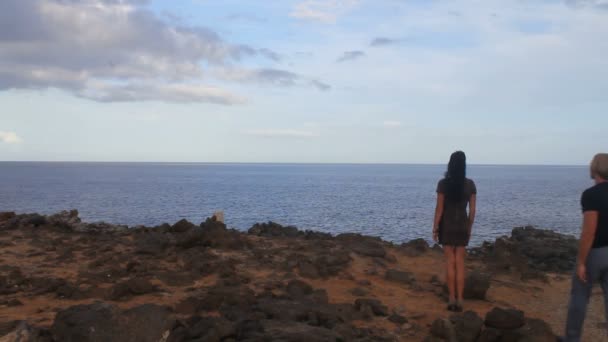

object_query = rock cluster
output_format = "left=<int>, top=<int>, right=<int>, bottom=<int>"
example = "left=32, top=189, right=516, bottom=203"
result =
left=426, top=307, right=556, bottom=342
left=470, top=226, right=578, bottom=276
left=0, top=211, right=562, bottom=342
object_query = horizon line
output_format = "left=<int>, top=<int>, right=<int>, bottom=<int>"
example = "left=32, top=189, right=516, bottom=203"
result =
left=0, top=160, right=587, bottom=167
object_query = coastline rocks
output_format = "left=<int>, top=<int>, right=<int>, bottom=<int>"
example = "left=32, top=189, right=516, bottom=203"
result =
left=471, top=226, right=577, bottom=275
left=336, top=233, right=387, bottom=258
left=170, top=219, right=196, bottom=233
left=400, top=238, right=430, bottom=257
left=248, top=222, right=333, bottom=240
left=249, top=222, right=300, bottom=238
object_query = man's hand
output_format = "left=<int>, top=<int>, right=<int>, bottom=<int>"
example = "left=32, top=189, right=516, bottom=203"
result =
left=433, top=228, right=439, bottom=243
left=577, top=263, right=588, bottom=283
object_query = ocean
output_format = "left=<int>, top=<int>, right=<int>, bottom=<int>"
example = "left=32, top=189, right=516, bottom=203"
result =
left=0, top=162, right=590, bottom=245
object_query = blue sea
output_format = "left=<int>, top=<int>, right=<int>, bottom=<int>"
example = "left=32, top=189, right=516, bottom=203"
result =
left=0, top=162, right=591, bottom=245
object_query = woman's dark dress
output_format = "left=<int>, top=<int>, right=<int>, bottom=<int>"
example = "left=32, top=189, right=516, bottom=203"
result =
left=436, top=178, right=477, bottom=246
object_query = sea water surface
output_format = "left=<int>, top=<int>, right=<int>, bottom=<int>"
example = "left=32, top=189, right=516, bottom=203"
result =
left=0, top=162, right=590, bottom=245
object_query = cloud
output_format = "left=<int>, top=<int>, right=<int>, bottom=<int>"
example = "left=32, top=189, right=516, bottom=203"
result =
left=0, top=131, right=22, bottom=144
left=370, top=37, right=401, bottom=47
left=0, top=0, right=281, bottom=104
left=258, top=48, right=283, bottom=62
left=566, top=0, right=608, bottom=9
left=245, top=129, right=320, bottom=138
left=310, top=80, right=331, bottom=91
left=383, top=121, right=402, bottom=128
left=215, top=68, right=331, bottom=91
left=336, top=50, right=365, bottom=62
left=291, top=0, right=360, bottom=23
left=77, top=82, right=246, bottom=104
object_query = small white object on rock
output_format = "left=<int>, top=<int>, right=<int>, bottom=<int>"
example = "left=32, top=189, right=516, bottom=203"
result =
left=213, top=211, right=224, bottom=223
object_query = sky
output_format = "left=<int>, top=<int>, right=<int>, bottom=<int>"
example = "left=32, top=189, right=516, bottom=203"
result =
left=0, top=0, right=606, bottom=165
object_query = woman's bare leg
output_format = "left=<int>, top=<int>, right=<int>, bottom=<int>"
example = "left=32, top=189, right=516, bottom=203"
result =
left=444, top=246, right=456, bottom=303
left=455, top=247, right=466, bottom=303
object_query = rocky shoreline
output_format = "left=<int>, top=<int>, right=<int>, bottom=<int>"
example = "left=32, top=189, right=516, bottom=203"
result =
left=0, top=210, right=583, bottom=341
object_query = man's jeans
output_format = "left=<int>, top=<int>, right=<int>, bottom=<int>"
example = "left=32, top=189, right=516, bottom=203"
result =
left=565, top=246, right=608, bottom=342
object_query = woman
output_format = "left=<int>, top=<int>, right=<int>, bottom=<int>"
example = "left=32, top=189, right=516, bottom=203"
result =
left=563, top=153, right=608, bottom=341
left=433, top=151, right=477, bottom=312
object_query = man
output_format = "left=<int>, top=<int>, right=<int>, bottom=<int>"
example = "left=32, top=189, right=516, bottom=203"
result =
left=564, top=153, right=608, bottom=341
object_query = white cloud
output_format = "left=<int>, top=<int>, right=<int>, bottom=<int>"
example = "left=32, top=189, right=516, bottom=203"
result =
left=0, top=131, right=22, bottom=144
left=383, top=121, right=402, bottom=128
left=0, top=0, right=282, bottom=104
left=290, top=0, right=360, bottom=23
left=78, top=82, right=246, bottom=104
left=245, top=129, right=320, bottom=138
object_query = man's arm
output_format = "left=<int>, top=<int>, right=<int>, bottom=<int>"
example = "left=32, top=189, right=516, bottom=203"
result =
left=577, top=211, right=599, bottom=282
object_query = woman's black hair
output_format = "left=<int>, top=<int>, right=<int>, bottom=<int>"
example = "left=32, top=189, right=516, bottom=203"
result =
left=444, top=151, right=467, bottom=202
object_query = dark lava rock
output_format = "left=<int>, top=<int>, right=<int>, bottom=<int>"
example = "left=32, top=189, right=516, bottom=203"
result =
left=464, top=270, right=491, bottom=300
left=477, top=327, right=502, bottom=342
left=354, top=298, right=389, bottom=317
left=471, top=226, right=578, bottom=274
left=450, top=311, right=484, bottom=342
left=401, top=238, right=430, bottom=256
left=485, top=307, right=526, bottom=330
left=249, top=221, right=301, bottom=238
left=107, top=278, right=156, bottom=300
left=168, top=315, right=236, bottom=342
left=170, top=219, right=196, bottom=233
left=260, top=320, right=342, bottom=342
left=135, top=232, right=169, bottom=255
left=0, top=212, right=16, bottom=222
left=0, top=321, right=52, bottom=342
left=385, top=269, right=416, bottom=285
left=349, top=287, right=369, bottom=297
left=336, top=233, right=386, bottom=258
left=430, top=318, right=455, bottom=340
left=51, top=303, right=173, bottom=342
left=286, top=279, right=314, bottom=299
left=201, top=284, right=256, bottom=313
left=26, top=214, right=47, bottom=227
left=388, top=313, right=408, bottom=325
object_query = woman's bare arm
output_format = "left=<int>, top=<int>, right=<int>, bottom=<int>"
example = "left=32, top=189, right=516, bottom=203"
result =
left=468, top=194, right=477, bottom=234
left=433, top=193, right=445, bottom=241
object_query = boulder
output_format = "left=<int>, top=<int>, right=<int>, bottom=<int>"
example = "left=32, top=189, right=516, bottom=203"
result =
left=430, top=318, right=456, bottom=341
left=170, top=219, right=196, bottom=233
left=485, top=307, right=526, bottom=330
left=464, top=270, right=491, bottom=300
left=450, top=311, right=484, bottom=342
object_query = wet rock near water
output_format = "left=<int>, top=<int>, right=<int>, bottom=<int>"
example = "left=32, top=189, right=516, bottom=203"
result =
left=470, top=226, right=578, bottom=275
